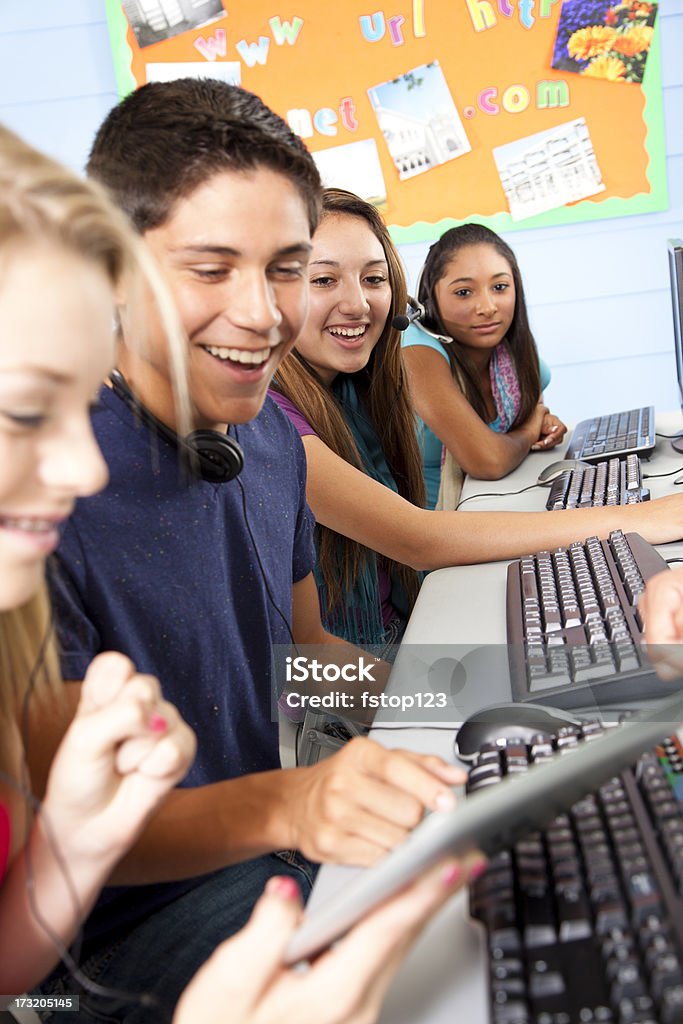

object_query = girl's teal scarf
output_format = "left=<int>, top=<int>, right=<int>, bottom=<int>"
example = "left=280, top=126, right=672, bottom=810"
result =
left=314, top=376, right=410, bottom=647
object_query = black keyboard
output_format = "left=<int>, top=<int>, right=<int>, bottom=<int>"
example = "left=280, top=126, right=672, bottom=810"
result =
left=467, top=722, right=683, bottom=1024
left=565, top=407, right=655, bottom=463
left=506, top=531, right=673, bottom=708
left=546, top=456, right=650, bottom=511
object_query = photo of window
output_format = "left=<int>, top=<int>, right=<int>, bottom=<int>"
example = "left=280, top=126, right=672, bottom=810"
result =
left=494, top=118, right=605, bottom=221
left=122, top=0, right=225, bottom=49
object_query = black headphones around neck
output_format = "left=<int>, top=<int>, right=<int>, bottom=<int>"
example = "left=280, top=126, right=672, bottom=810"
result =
left=109, top=369, right=244, bottom=483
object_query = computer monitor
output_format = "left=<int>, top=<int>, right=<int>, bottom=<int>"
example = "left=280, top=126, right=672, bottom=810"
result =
left=668, top=237, right=683, bottom=453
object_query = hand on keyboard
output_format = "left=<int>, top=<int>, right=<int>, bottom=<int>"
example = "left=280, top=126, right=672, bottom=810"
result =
left=506, top=531, right=681, bottom=707
left=639, top=566, right=683, bottom=681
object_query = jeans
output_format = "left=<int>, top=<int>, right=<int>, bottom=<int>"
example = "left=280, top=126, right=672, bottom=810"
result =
left=36, top=851, right=316, bottom=1024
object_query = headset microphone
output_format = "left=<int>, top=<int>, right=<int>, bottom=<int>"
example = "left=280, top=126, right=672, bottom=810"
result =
left=391, top=298, right=425, bottom=332
left=109, top=369, right=244, bottom=483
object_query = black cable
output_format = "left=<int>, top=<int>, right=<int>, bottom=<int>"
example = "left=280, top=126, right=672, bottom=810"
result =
left=233, top=429, right=309, bottom=766
left=642, top=466, right=683, bottom=479
left=665, top=557, right=683, bottom=564
left=5, top=773, right=159, bottom=1012
left=656, top=431, right=682, bottom=439
left=455, top=482, right=540, bottom=510
left=233, top=429, right=299, bottom=657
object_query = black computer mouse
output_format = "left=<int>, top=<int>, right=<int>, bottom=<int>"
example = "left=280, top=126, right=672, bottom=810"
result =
left=454, top=702, right=585, bottom=761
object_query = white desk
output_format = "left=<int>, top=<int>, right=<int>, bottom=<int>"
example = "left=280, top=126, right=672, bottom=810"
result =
left=309, top=412, right=683, bottom=1024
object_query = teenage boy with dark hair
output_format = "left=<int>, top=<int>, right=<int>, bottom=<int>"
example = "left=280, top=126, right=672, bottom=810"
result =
left=35, top=79, right=461, bottom=1020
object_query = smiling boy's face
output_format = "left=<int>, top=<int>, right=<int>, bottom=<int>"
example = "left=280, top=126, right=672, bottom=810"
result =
left=119, top=165, right=312, bottom=430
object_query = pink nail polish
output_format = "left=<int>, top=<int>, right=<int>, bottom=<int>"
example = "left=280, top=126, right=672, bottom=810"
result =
left=468, top=858, right=488, bottom=882
left=266, top=875, right=300, bottom=900
left=149, top=713, right=167, bottom=733
left=442, top=863, right=463, bottom=887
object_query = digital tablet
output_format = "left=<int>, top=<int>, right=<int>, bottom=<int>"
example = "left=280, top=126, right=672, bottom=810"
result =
left=284, top=691, right=683, bottom=965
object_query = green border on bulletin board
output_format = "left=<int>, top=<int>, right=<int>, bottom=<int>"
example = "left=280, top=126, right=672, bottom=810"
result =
left=105, top=0, right=136, bottom=99
left=104, top=3, right=667, bottom=243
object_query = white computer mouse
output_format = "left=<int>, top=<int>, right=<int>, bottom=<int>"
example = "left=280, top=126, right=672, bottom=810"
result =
left=536, top=459, right=592, bottom=486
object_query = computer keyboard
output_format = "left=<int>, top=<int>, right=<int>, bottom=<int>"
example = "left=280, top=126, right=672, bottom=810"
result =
left=545, top=456, right=650, bottom=511
left=467, top=721, right=683, bottom=1024
left=506, top=530, right=672, bottom=708
left=565, top=406, right=655, bottom=463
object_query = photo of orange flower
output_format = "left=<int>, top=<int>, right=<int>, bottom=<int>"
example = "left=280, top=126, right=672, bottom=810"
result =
left=611, top=24, right=654, bottom=56
left=552, top=0, right=658, bottom=83
left=582, top=55, right=628, bottom=79
left=568, top=25, right=618, bottom=60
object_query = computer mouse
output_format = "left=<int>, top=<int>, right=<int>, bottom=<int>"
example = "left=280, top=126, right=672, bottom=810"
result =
left=536, top=459, right=592, bottom=486
left=454, top=701, right=585, bottom=761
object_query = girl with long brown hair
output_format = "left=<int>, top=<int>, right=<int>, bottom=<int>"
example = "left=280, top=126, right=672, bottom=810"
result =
left=402, top=224, right=566, bottom=508
left=272, top=189, right=424, bottom=648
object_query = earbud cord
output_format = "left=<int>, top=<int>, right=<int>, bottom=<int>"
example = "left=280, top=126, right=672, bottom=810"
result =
left=232, top=429, right=299, bottom=655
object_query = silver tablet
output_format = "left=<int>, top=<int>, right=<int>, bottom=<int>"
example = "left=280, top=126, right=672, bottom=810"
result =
left=285, top=691, right=683, bottom=965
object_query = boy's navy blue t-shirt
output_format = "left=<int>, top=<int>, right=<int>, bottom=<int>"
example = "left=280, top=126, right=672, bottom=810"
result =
left=48, top=385, right=316, bottom=948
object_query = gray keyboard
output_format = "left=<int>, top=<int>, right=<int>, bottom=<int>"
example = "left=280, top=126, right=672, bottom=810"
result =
left=506, top=530, right=674, bottom=708
left=546, top=455, right=649, bottom=511
left=565, top=407, right=655, bottom=463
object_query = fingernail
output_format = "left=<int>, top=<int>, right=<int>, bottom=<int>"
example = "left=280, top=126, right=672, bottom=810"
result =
left=148, top=713, right=167, bottom=733
left=442, top=863, right=463, bottom=887
left=468, top=857, right=488, bottom=882
left=435, top=790, right=456, bottom=812
left=266, top=875, right=300, bottom=900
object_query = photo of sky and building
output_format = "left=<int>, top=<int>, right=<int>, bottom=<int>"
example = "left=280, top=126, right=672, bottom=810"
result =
left=368, top=61, right=471, bottom=182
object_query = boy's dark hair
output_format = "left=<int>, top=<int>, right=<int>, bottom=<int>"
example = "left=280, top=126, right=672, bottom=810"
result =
left=87, top=78, right=322, bottom=234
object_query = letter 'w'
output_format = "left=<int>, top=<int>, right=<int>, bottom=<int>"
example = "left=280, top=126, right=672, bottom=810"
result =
left=194, top=29, right=227, bottom=61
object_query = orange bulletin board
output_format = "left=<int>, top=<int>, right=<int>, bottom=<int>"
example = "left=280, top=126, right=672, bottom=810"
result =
left=106, top=0, right=666, bottom=242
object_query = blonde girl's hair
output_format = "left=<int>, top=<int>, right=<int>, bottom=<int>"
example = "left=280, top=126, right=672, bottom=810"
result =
left=273, top=188, right=425, bottom=621
left=0, top=123, right=191, bottom=716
